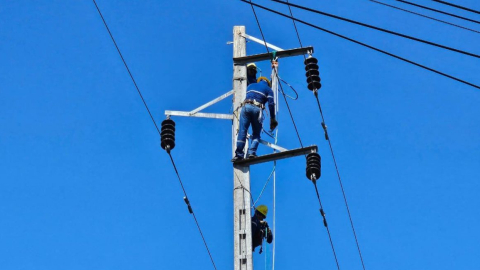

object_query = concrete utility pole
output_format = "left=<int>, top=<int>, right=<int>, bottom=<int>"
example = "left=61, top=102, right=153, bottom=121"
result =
left=232, top=26, right=253, bottom=270
left=231, top=26, right=316, bottom=270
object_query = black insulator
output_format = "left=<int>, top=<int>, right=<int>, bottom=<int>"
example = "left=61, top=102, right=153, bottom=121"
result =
left=305, top=63, right=319, bottom=72
left=307, top=78, right=322, bottom=91
left=304, top=56, right=322, bottom=91
left=161, top=119, right=176, bottom=152
left=306, top=152, right=321, bottom=181
left=305, top=69, right=320, bottom=77
left=304, top=57, right=318, bottom=65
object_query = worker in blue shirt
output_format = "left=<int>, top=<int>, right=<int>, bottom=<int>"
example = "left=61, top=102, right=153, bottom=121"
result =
left=252, top=205, right=273, bottom=253
left=232, top=76, right=278, bottom=162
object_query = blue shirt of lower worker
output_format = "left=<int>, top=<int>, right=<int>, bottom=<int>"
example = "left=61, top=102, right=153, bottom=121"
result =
left=245, top=80, right=275, bottom=118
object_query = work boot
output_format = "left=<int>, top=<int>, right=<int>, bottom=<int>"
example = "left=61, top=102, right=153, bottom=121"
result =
left=247, top=153, right=257, bottom=159
left=231, top=156, right=244, bottom=162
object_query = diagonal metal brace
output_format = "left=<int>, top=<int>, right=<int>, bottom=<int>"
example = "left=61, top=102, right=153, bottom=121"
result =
left=189, top=90, right=234, bottom=116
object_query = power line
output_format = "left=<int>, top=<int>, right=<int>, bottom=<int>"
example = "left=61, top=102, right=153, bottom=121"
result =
left=167, top=153, right=218, bottom=270
left=312, top=180, right=341, bottom=270
left=240, top=0, right=480, bottom=90
left=396, top=0, right=480, bottom=25
left=285, top=0, right=304, bottom=48
left=277, top=71, right=305, bottom=148
left=92, top=0, right=161, bottom=136
left=313, top=95, right=367, bottom=270
left=280, top=2, right=367, bottom=270
left=92, top=2, right=217, bottom=269
left=248, top=0, right=271, bottom=53
left=247, top=0, right=305, bottom=148
left=248, top=0, right=305, bottom=148
left=369, top=0, right=480, bottom=34
left=271, top=0, right=480, bottom=59
left=433, top=0, right=480, bottom=16
left=246, top=2, right=343, bottom=268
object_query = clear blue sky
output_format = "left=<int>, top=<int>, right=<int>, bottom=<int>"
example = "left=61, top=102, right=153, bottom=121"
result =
left=1, top=0, right=479, bottom=269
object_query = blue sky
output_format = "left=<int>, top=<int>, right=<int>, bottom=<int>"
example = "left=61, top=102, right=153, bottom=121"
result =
left=1, top=0, right=479, bottom=269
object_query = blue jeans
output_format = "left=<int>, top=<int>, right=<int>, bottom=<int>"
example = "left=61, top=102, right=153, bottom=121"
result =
left=235, top=104, right=263, bottom=158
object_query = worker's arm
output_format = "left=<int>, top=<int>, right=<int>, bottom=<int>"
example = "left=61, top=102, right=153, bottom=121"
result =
left=266, top=86, right=278, bottom=131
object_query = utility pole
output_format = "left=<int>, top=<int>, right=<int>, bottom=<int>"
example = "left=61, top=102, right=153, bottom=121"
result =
left=165, top=25, right=316, bottom=270
left=232, top=26, right=253, bottom=270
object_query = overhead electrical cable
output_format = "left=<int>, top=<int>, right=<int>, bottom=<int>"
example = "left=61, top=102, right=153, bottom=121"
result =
left=313, top=95, right=368, bottom=270
left=312, top=180, right=341, bottom=270
left=248, top=0, right=307, bottom=149
left=246, top=2, right=342, bottom=269
left=432, top=0, right=480, bottom=14
left=240, top=0, right=480, bottom=90
left=280, top=78, right=299, bottom=99
left=285, top=0, right=304, bottom=48
left=369, top=0, right=480, bottom=34
left=249, top=0, right=271, bottom=53
left=248, top=0, right=305, bottom=148
left=167, top=153, right=218, bottom=270
left=92, top=0, right=160, bottom=135
left=271, top=0, right=480, bottom=59
left=92, top=1, right=217, bottom=269
left=433, top=0, right=480, bottom=15
left=282, top=3, right=367, bottom=270
left=277, top=74, right=305, bottom=148
left=396, top=0, right=480, bottom=25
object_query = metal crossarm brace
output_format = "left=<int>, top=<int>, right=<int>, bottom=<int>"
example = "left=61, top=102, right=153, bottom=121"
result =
left=241, top=33, right=284, bottom=51
left=189, top=90, right=234, bottom=115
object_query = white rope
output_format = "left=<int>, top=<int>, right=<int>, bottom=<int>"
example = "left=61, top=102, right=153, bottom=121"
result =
left=271, top=64, right=279, bottom=270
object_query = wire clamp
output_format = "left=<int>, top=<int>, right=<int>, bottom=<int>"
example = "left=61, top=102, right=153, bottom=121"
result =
left=183, top=196, right=193, bottom=214
left=320, top=208, right=328, bottom=227
left=321, top=122, right=329, bottom=140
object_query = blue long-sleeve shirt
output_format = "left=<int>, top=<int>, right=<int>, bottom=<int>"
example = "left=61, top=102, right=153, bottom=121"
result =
left=245, top=80, right=276, bottom=119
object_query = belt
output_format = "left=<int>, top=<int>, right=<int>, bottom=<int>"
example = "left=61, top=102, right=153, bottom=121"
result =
left=244, top=99, right=264, bottom=109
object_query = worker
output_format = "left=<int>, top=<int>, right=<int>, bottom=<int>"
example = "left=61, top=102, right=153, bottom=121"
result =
left=251, top=205, right=273, bottom=253
left=247, top=63, right=258, bottom=85
left=232, top=76, right=278, bottom=161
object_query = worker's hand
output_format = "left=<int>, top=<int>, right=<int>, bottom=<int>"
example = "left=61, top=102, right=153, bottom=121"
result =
left=270, top=118, right=278, bottom=131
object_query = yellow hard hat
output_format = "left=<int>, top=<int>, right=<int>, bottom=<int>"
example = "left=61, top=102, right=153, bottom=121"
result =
left=256, top=205, right=268, bottom=217
left=247, top=63, right=257, bottom=69
left=257, top=76, right=271, bottom=87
